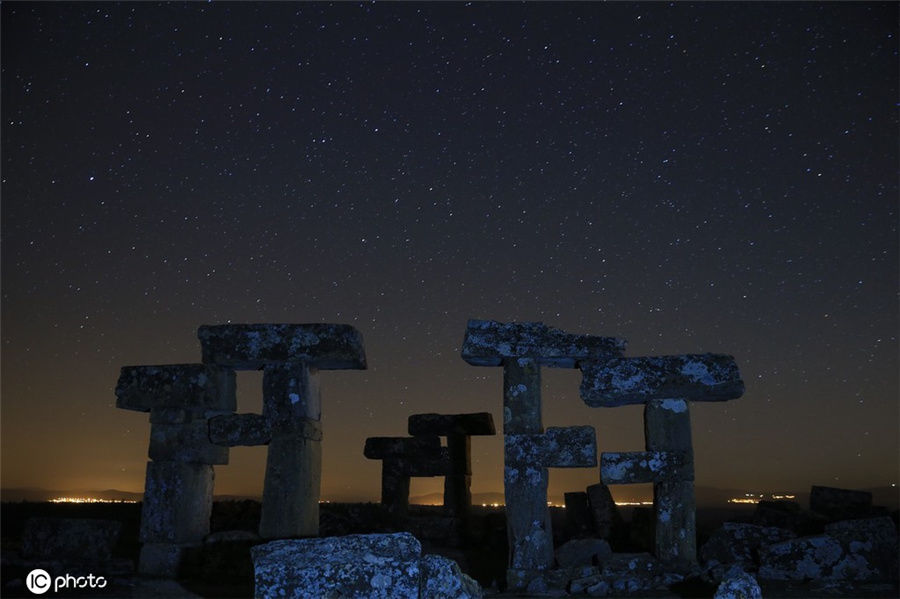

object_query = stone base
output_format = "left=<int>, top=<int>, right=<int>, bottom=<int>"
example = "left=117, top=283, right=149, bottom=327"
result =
left=138, top=542, right=196, bottom=578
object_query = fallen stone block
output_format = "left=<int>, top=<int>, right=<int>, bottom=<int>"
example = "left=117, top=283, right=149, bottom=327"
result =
left=714, top=566, right=762, bottom=599
left=700, top=522, right=795, bottom=576
left=22, top=518, right=122, bottom=563
left=556, top=538, right=612, bottom=568
left=116, top=364, right=236, bottom=413
left=139, top=542, right=196, bottom=578
left=825, top=517, right=899, bottom=581
left=460, top=319, right=624, bottom=368
left=758, top=535, right=845, bottom=581
left=505, top=426, right=597, bottom=467
left=198, top=323, right=366, bottom=370
left=251, top=533, right=481, bottom=598
left=600, top=450, right=693, bottom=484
left=580, top=354, right=743, bottom=406
left=209, top=413, right=272, bottom=446
left=810, top=485, right=874, bottom=521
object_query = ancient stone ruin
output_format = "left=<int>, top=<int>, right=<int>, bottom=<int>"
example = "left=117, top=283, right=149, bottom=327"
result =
left=365, top=412, right=495, bottom=517
left=580, top=353, right=744, bottom=571
left=115, top=323, right=366, bottom=576
left=460, top=319, right=624, bottom=590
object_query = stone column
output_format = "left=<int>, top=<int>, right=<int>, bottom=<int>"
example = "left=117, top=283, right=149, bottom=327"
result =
left=460, top=319, right=624, bottom=590
left=115, top=363, right=235, bottom=576
left=581, top=353, right=744, bottom=570
left=198, top=323, right=366, bottom=540
left=363, top=436, right=447, bottom=516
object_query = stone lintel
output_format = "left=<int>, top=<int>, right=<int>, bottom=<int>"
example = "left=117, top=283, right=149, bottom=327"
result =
left=209, top=413, right=272, bottom=446
left=600, top=451, right=693, bottom=485
left=580, top=353, right=744, bottom=406
left=408, top=412, right=496, bottom=436
left=116, top=364, right=236, bottom=413
left=386, top=449, right=451, bottom=477
left=505, top=426, right=597, bottom=468
left=461, top=319, right=625, bottom=368
left=148, top=419, right=230, bottom=464
left=198, top=323, right=366, bottom=370
left=363, top=435, right=442, bottom=460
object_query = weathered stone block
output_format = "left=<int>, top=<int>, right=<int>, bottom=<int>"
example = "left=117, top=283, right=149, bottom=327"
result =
left=116, top=364, right=236, bottom=413
left=252, top=534, right=422, bottom=598
left=758, top=535, right=845, bottom=581
left=700, top=522, right=796, bottom=574
left=198, top=323, right=366, bottom=370
left=209, top=413, right=272, bottom=446
left=461, top=319, right=625, bottom=368
left=418, top=554, right=483, bottom=598
left=22, top=518, right=122, bottom=562
left=600, top=451, right=693, bottom=484
left=364, top=435, right=442, bottom=459
left=587, top=482, right=623, bottom=541
left=505, top=426, right=597, bottom=468
left=825, top=517, right=899, bottom=581
left=149, top=418, right=229, bottom=464
left=408, top=412, right=496, bottom=436
left=140, top=461, right=213, bottom=543
left=580, top=354, right=743, bottom=406
left=810, top=485, right=873, bottom=521
left=138, top=542, right=195, bottom=578
left=262, top=363, right=322, bottom=426
left=259, top=435, right=321, bottom=539
left=714, top=566, right=762, bottom=599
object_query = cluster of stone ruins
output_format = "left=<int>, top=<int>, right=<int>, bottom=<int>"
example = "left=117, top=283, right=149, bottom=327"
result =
left=116, top=319, right=746, bottom=588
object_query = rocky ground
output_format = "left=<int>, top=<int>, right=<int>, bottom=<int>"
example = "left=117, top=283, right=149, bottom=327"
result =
left=1, top=494, right=897, bottom=598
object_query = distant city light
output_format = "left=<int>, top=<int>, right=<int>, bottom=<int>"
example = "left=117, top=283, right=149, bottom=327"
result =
left=49, top=497, right=138, bottom=504
left=728, top=493, right=796, bottom=504
left=614, top=501, right=654, bottom=506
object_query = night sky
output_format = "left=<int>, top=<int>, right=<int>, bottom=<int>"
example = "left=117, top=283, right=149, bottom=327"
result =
left=2, top=2, right=897, bottom=503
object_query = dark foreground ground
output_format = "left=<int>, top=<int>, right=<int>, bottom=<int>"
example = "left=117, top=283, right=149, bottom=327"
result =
left=1, top=501, right=897, bottom=598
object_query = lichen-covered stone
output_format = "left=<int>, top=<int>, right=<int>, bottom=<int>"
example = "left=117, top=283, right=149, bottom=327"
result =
left=198, top=323, right=366, bottom=370
left=556, top=538, right=612, bottom=568
left=810, top=485, right=874, bottom=521
left=149, top=418, right=229, bottom=464
left=580, top=354, right=743, bottom=406
left=460, top=319, right=625, bottom=367
left=505, top=426, right=597, bottom=468
left=825, top=517, right=899, bottom=581
left=758, top=535, right=845, bottom=581
left=116, top=364, right=236, bottom=413
left=22, top=518, right=122, bottom=562
left=209, top=413, right=272, bottom=446
left=700, top=522, right=795, bottom=576
left=594, top=553, right=680, bottom=594
left=139, top=461, right=213, bottom=544
left=252, top=533, right=480, bottom=599
left=418, top=554, right=483, bottom=598
left=600, top=450, right=692, bottom=484
left=714, top=566, right=762, bottom=599
left=408, top=412, right=496, bottom=436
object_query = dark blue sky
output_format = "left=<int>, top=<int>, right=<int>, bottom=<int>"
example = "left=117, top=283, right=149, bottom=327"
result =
left=2, top=2, right=897, bottom=501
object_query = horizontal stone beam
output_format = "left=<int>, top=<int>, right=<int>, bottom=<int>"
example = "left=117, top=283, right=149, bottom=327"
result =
left=363, top=436, right=442, bottom=460
left=505, top=426, right=597, bottom=468
left=580, top=353, right=744, bottom=407
left=148, top=419, right=229, bottom=465
left=408, top=412, right=496, bottom=436
left=198, top=323, right=366, bottom=370
left=209, top=413, right=272, bottom=446
left=115, top=364, right=236, bottom=413
left=600, top=451, right=694, bottom=485
left=461, top=319, right=625, bottom=368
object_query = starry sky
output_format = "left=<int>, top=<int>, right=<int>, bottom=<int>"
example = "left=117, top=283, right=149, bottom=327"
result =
left=2, top=2, right=897, bottom=504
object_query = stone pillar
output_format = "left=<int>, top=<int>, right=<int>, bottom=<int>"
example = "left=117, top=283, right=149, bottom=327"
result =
left=460, top=319, right=624, bottom=590
left=581, top=353, right=744, bottom=570
left=198, top=323, right=366, bottom=540
left=407, top=412, right=496, bottom=517
left=363, top=436, right=447, bottom=516
left=115, top=364, right=235, bottom=576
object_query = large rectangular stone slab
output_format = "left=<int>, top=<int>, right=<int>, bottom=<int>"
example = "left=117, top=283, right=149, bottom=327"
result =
left=116, top=364, right=236, bottom=413
left=600, top=451, right=693, bottom=484
left=580, top=354, right=744, bottom=406
left=148, top=418, right=229, bottom=464
left=198, top=323, right=366, bottom=370
left=505, top=426, right=597, bottom=468
left=408, top=412, right=496, bottom=436
left=461, top=319, right=625, bottom=367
